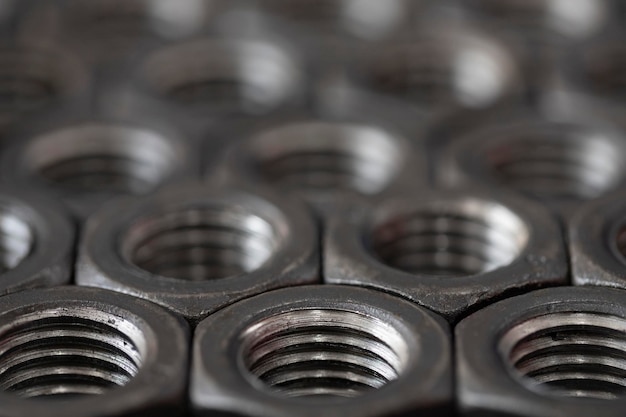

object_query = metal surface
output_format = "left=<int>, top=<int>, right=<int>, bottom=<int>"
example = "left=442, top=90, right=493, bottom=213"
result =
left=0, top=185, right=73, bottom=295
left=211, top=114, right=427, bottom=216
left=191, top=285, right=452, bottom=417
left=569, top=190, right=626, bottom=288
left=325, top=187, right=568, bottom=322
left=0, top=115, right=198, bottom=220
left=76, top=181, right=319, bottom=322
left=437, top=109, right=626, bottom=219
left=0, top=286, right=189, bottom=417
left=457, top=286, right=626, bottom=417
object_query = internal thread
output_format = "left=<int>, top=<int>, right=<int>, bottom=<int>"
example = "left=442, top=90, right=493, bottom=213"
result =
left=254, top=123, right=402, bottom=195
left=368, top=40, right=511, bottom=108
left=0, top=308, right=143, bottom=399
left=502, top=313, right=626, bottom=400
left=0, top=209, right=33, bottom=274
left=122, top=207, right=279, bottom=281
left=370, top=201, right=527, bottom=276
left=143, top=41, right=298, bottom=112
left=25, top=125, right=177, bottom=194
left=242, top=310, right=407, bottom=398
left=485, top=132, right=623, bottom=200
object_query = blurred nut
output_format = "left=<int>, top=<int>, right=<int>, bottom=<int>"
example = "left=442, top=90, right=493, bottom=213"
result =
left=211, top=116, right=426, bottom=215
left=0, top=115, right=198, bottom=219
left=76, top=182, right=319, bottom=322
left=0, top=185, right=73, bottom=295
left=438, top=111, right=626, bottom=219
left=457, top=286, right=626, bottom=417
left=325, top=187, right=568, bottom=322
left=191, top=285, right=453, bottom=417
left=0, top=286, right=189, bottom=417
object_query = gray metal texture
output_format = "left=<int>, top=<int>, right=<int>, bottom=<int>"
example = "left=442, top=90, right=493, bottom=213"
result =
left=570, top=190, right=626, bottom=288
left=76, top=181, right=319, bottom=322
left=0, top=286, right=189, bottom=417
left=0, top=185, right=74, bottom=295
left=191, top=285, right=453, bottom=417
left=0, top=113, right=199, bottom=220
left=457, top=286, right=626, bottom=417
left=325, top=187, right=568, bottom=322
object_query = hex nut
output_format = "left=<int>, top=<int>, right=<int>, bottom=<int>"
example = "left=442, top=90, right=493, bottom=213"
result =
left=0, top=285, right=189, bottom=417
left=353, top=21, right=524, bottom=114
left=569, top=190, right=626, bottom=288
left=0, top=185, right=74, bottom=295
left=324, top=187, right=568, bottom=322
left=457, top=286, right=626, bottom=417
left=191, top=285, right=453, bottom=417
left=76, top=182, right=319, bottom=322
left=137, top=37, right=305, bottom=126
left=212, top=117, right=427, bottom=215
left=437, top=114, right=626, bottom=219
left=0, top=118, right=198, bottom=219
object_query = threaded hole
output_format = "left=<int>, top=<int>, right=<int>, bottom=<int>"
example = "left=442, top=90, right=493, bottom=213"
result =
left=23, top=124, right=178, bottom=194
left=142, top=40, right=300, bottom=113
left=501, top=313, right=626, bottom=400
left=122, top=206, right=280, bottom=281
left=370, top=199, right=528, bottom=276
left=483, top=128, right=624, bottom=200
left=241, top=309, right=409, bottom=398
left=0, top=307, right=145, bottom=399
left=252, top=122, right=403, bottom=195
left=0, top=208, right=33, bottom=274
left=366, top=35, right=516, bottom=108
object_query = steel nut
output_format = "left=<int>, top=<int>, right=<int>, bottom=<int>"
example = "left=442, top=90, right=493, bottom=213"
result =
left=0, top=285, right=189, bottom=417
left=457, top=286, right=626, bottom=417
left=0, top=115, right=198, bottom=220
left=76, top=182, right=319, bottom=322
left=212, top=117, right=426, bottom=215
left=191, top=285, right=453, bottom=417
left=324, top=187, right=568, bottom=322
left=0, top=185, right=74, bottom=295
left=437, top=112, right=626, bottom=219
left=569, top=190, right=626, bottom=288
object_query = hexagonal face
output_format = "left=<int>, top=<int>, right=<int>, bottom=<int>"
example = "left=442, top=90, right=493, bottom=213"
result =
left=324, top=188, right=568, bottom=322
left=570, top=191, right=626, bottom=288
left=456, top=287, right=626, bottom=417
left=76, top=183, right=320, bottom=322
left=191, top=285, right=453, bottom=417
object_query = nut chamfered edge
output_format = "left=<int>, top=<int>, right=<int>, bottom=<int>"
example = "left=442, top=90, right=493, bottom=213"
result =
left=0, top=285, right=189, bottom=417
left=191, top=285, right=453, bottom=417
left=76, top=181, right=320, bottom=322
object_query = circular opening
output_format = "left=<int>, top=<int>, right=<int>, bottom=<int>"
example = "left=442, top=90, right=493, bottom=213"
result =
left=142, top=40, right=300, bottom=113
left=500, top=312, right=626, bottom=400
left=121, top=205, right=281, bottom=281
left=0, top=306, right=145, bottom=399
left=583, top=44, right=626, bottom=101
left=480, top=126, right=625, bottom=200
left=468, top=0, right=605, bottom=38
left=240, top=309, right=409, bottom=398
left=23, top=124, right=178, bottom=195
left=259, top=0, right=405, bottom=39
left=0, top=208, right=33, bottom=274
left=0, top=47, right=85, bottom=116
left=370, top=199, right=528, bottom=276
left=251, top=122, right=404, bottom=195
left=365, top=32, right=518, bottom=109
